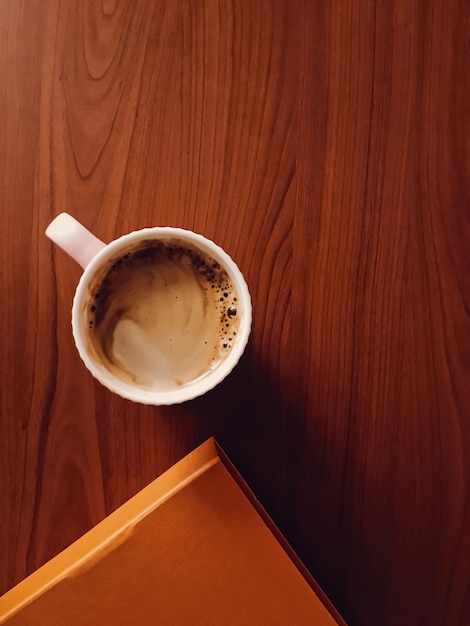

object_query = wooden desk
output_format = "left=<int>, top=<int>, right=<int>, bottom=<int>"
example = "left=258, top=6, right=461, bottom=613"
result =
left=0, top=2, right=468, bottom=624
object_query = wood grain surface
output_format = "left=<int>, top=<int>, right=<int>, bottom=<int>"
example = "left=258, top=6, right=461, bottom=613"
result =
left=0, top=1, right=468, bottom=624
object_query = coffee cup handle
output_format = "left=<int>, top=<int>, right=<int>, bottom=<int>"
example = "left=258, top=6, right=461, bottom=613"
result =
left=45, top=213, right=107, bottom=270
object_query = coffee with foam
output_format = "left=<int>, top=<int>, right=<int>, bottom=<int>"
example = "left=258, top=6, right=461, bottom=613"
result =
left=85, top=239, right=241, bottom=391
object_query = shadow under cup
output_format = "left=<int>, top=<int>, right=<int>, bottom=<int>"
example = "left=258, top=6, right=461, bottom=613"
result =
left=72, top=228, right=252, bottom=405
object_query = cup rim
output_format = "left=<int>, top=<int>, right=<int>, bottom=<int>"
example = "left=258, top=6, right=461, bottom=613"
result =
left=72, top=226, right=252, bottom=405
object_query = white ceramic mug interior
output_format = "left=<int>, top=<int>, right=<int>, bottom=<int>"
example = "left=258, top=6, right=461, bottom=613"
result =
left=46, top=213, right=252, bottom=405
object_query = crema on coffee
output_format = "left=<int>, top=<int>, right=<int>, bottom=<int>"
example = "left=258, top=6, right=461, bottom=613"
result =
left=84, top=239, right=241, bottom=391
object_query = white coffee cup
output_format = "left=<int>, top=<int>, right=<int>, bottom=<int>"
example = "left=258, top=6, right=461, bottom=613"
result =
left=46, top=213, right=252, bottom=405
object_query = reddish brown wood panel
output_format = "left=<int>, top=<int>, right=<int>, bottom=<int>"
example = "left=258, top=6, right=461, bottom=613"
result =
left=0, top=1, right=468, bottom=624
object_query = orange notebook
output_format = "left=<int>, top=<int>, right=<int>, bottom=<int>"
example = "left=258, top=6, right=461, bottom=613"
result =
left=0, top=438, right=344, bottom=625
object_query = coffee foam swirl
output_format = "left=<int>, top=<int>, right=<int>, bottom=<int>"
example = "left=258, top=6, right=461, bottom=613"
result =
left=85, top=240, right=240, bottom=390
